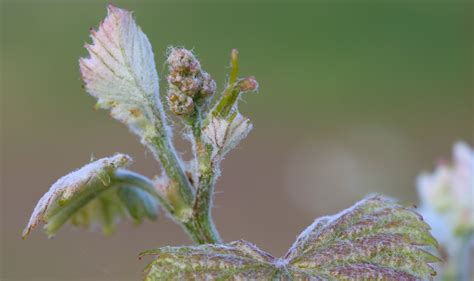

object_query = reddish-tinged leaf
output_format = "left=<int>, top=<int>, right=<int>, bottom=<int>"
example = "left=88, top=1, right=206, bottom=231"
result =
left=142, top=196, right=440, bottom=280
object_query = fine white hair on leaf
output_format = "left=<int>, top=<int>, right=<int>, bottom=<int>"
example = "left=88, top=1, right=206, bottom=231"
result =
left=141, top=196, right=440, bottom=280
left=202, top=112, right=253, bottom=160
left=79, top=5, right=164, bottom=140
left=22, top=154, right=132, bottom=238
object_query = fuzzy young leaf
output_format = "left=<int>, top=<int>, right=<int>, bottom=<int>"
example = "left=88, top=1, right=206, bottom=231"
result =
left=79, top=5, right=196, bottom=216
left=80, top=5, right=164, bottom=141
left=141, top=195, right=439, bottom=280
left=202, top=112, right=253, bottom=160
left=140, top=240, right=278, bottom=280
left=285, top=195, right=440, bottom=279
left=23, top=154, right=159, bottom=238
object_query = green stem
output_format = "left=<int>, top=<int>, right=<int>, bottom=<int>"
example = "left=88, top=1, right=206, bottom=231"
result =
left=142, top=50, right=244, bottom=245
left=119, top=34, right=207, bottom=243
left=145, top=99, right=195, bottom=218
left=185, top=110, right=222, bottom=244
left=148, top=132, right=194, bottom=206
left=192, top=140, right=221, bottom=244
left=145, top=102, right=222, bottom=244
left=116, top=169, right=220, bottom=244
left=183, top=215, right=221, bottom=244
left=180, top=49, right=244, bottom=244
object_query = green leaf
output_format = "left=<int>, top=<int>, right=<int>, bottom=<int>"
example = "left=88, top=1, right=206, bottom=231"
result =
left=23, top=154, right=159, bottom=238
left=70, top=187, right=127, bottom=236
left=117, top=186, right=158, bottom=224
left=141, top=195, right=440, bottom=280
left=139, top=240, right=279, bottom=281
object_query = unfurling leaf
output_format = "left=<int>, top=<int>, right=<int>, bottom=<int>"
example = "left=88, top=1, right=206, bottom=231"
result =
left=117, top=185, right=158, bottom=224
left=202, top=112, right=253, bottom=160
left=141, top=196, right=440, bottom=280
left=23, top=154, right=159, bottom=238
left=79, top=5, right=164, bottom=140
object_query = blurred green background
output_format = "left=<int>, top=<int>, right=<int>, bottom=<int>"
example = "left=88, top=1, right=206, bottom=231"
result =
left=1, top=0, right=473, bottom=280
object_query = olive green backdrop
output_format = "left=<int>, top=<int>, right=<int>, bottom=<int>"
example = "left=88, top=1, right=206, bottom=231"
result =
left=1, top=0, right=473, bottom=280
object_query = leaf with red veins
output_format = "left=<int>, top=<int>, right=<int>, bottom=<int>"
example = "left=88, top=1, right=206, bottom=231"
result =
left=80, top=5, right=164, bottom=138
left=140, top=240, right=279, bottom=280
left=202, top=112, right=253, bottom=161
left=285, top=196, right=440, bottom=279
left=141, top=196, right=440, bottom=280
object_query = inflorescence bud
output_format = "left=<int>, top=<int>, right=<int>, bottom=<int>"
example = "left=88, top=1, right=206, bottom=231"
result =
left=168, top=88, right=194, bottom=115
left=167, top=48, right=201, bottom=74
left=167, top=48, right=216, bottom=115
left=200, top=72, right=217, bottom=97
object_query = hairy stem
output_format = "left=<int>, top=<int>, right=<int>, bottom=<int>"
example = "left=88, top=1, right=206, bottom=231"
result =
left=147, top=103, right=222, bottom=243
left=115, top=168, right=220, bottom=244
left=183, top=215, right=221, bottom=244
left=180, top=50, right=243, bottom=244
left=145, top=99, right=196, bottom=218
left=149, top=132, right=194, bottom=205
left=148, top=49, right=245, bottom=245
left=186, top=110, right=222, bottom=244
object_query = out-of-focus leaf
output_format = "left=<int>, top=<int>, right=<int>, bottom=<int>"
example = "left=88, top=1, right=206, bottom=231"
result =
left=23, top=154, right=159, bottom=238
left=141, top=195, right=440, bottom=280
left=79, top=5, right=164, bottom=139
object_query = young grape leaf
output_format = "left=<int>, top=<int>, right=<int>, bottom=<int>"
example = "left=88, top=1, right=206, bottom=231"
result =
left=141, top=195, right=440, bottom=280
left=79, top=5, right=164, bottom=140
left=23, top=154, right=159, bottom=238
left=203, top=112, right=253, bottom=161
left=139, top=240, right=279, bottom=281
left=284, top=195, right=440, bottom=279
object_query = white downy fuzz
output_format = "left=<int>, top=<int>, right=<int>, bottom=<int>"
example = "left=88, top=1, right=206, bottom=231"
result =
left=23, top=154, right=132, bottom=237
left=203, top=113, right=253, bottom=160
left=417, top=142, right=474, bottom=240
left=79, top=5, right=162, bottom=138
